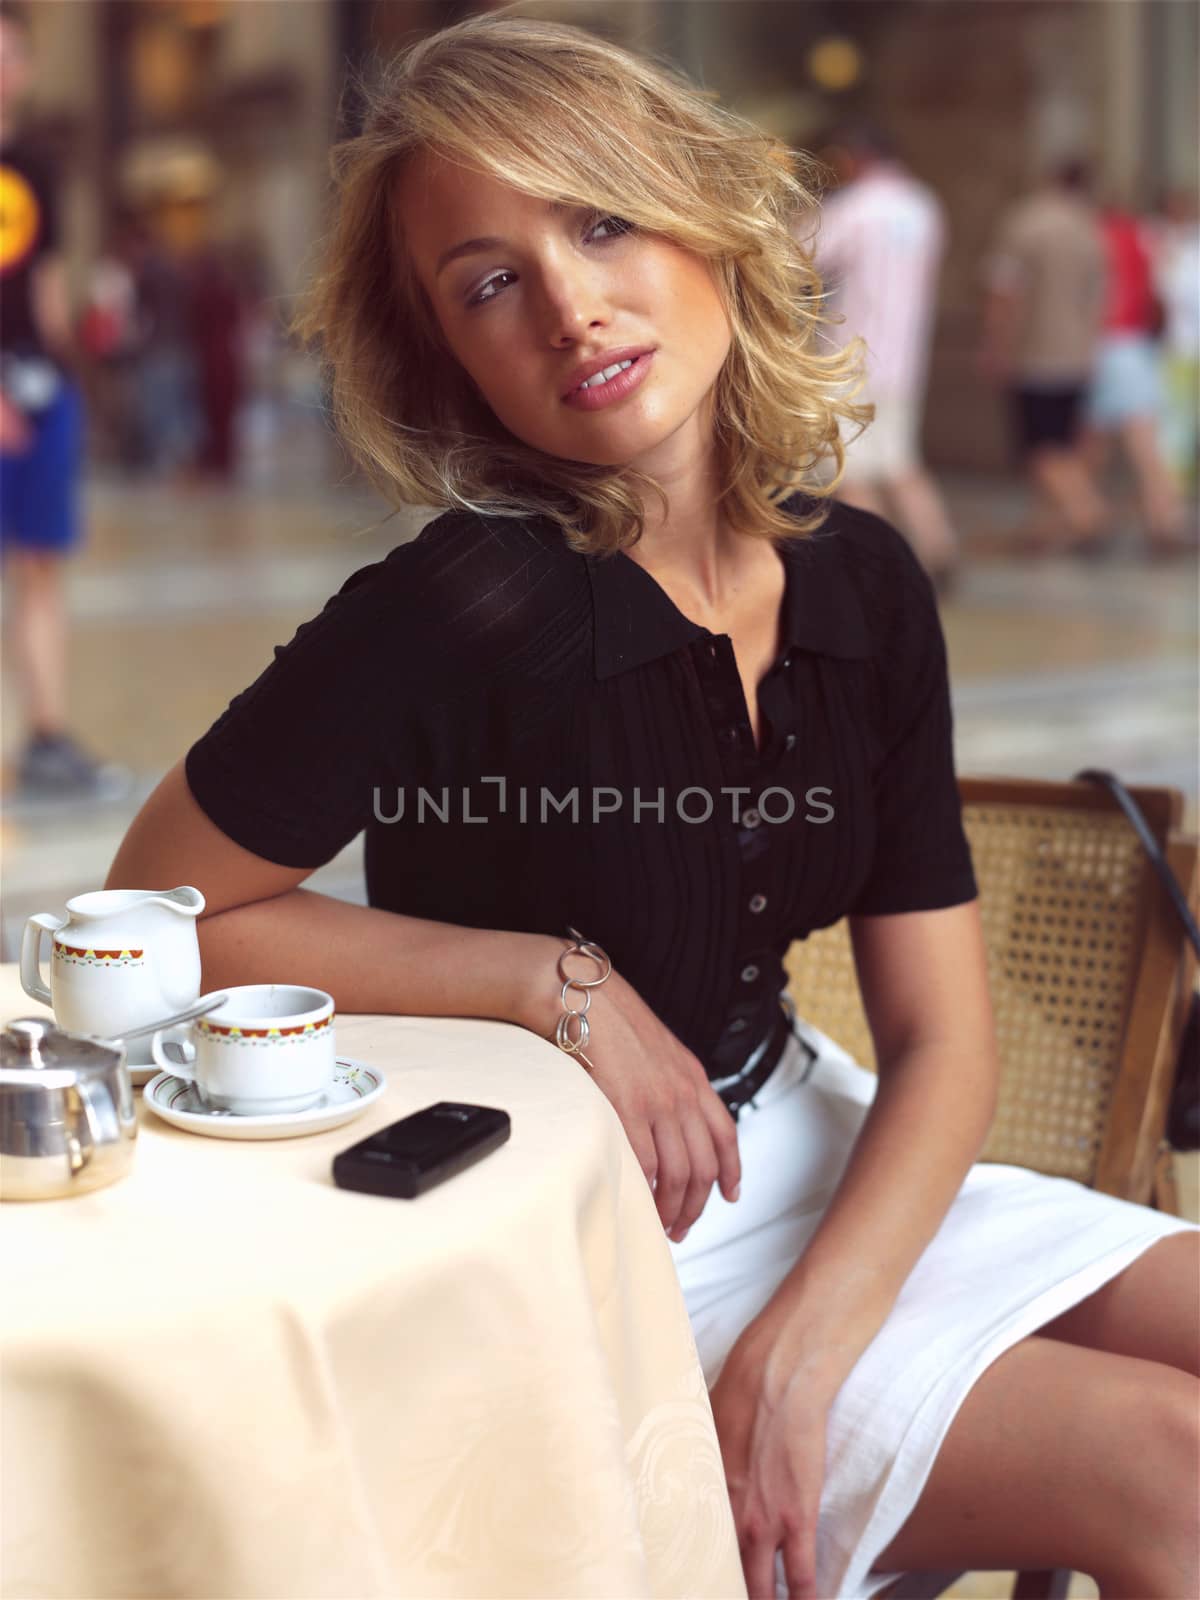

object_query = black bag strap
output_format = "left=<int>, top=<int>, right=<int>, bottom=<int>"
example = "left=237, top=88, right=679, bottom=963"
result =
left=1073, top=768, right=1200, bottom=960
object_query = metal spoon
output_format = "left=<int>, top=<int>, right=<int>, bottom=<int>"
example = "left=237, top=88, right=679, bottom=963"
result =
left=121, top=993, right=233, bottom=1112
left=118, top=992, right=230, bottom=1043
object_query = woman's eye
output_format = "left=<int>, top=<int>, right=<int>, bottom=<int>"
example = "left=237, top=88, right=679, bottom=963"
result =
left=589, top=213, right=635, bottom=242
left=467, top=273, right=515, bottom=308
left=465, top=214, right=636, bottom=308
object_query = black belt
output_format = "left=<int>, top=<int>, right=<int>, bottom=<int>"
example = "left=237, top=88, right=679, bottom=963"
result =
left=709, top=994, right=815, bottom=1121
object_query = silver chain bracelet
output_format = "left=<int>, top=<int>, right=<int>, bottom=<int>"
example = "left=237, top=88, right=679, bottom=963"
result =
left=554, top=925, right=613, bottom=1073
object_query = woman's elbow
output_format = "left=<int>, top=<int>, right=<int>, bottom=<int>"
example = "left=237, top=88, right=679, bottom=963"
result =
left=103, top=758, right=311, bottom=918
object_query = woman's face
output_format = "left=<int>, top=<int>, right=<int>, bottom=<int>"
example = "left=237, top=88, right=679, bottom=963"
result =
left=396, top=151, right=733, bottom=472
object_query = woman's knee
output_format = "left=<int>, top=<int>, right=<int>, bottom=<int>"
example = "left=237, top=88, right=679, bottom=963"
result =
left=1135, top=1366, right=1200, bottom=1547
left=5, top=546, right=62, bottom=585
left=1094, top=1370, right=1199, bottom=1596
left=868, top=1336, right=1197, bottom=1585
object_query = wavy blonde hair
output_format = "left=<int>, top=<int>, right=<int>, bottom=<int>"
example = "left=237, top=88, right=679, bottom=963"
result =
left=291, top=5, right=869, bottom=557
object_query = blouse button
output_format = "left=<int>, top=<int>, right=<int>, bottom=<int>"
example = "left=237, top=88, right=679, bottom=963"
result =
left=742, top=808, right=761, bottom=829
left=720, top=726, right=739, bottom=744
left=740, top=963, right=760, bottom=984
left=727, top=1017, right=748, bottom=1035
left=784, top=733, right=797, bottom=752
left=748, top=893, right=767, bottom=914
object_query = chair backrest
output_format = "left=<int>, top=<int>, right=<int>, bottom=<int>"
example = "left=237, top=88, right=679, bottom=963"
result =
left=784, top=777, right=1198, bottom=1206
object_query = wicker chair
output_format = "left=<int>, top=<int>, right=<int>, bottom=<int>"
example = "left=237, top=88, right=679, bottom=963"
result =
left=782, top=775, right=1198, bottom=1600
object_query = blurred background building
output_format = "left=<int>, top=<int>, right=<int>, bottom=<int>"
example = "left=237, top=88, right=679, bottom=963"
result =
left=2, top=1, right=1198, bottom=1059
left=17, top=0, right=1199, bottom=471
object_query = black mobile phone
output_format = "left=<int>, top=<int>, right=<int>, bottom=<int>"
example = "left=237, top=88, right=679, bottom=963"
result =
left=332, top=1101, right=511, bottom=1199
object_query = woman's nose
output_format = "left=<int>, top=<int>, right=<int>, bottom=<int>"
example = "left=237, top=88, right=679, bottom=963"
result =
left=537, top=264, right=612, bottom=345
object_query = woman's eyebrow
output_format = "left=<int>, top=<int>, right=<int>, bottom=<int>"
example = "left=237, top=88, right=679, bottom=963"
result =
left=435, top=199, right=575, bottom=277
left=436, top=236, right=505, bottom=277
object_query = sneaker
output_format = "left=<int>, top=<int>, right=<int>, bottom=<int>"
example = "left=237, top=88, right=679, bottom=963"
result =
left=15, top=732, right=134, bottom=802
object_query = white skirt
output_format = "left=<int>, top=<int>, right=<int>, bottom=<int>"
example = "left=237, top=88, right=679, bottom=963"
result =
left=668, top=1015, right=1200, bottom=1600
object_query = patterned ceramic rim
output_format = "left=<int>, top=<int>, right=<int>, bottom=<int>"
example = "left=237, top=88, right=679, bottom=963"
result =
left=159, top=1059, right=379, bottom=1112
left=197, top=1011, right=335, bottom=1043
left=53, top=944, right=145, bottom=966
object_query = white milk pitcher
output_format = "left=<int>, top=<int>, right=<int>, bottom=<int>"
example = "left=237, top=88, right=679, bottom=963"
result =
left=21, top=888, right=205, bottom=1067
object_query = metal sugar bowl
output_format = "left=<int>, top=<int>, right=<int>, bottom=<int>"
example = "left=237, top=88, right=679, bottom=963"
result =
left=0, top=1018, right=137, bottom=1201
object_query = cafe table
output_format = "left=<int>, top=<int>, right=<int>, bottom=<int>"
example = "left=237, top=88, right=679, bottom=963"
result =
left=0, top=965, right=747, bottom=1600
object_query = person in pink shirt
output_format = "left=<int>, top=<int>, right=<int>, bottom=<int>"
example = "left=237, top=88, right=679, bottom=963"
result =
left=812, top=124, right=959, bottom=590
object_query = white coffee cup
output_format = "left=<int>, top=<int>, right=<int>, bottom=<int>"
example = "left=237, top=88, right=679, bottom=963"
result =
left=151, top=984, right=336, bottom=1115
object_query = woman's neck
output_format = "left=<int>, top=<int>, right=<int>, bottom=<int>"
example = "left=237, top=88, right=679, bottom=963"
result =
left=627, top=448, right=756, bottom=611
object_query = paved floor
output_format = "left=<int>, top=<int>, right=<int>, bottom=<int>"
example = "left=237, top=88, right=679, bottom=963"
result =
left=0, top=449, right=1195, bottom=1600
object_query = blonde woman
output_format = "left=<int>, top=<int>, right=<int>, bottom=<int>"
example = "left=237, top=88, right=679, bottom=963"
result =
left=107, top=12, right=1199, bottom=1600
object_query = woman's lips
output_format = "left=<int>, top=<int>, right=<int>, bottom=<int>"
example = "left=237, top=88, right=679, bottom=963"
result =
left=562, top=351, right=655, bottom=411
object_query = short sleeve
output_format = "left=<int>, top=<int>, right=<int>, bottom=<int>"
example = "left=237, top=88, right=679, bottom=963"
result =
left=184, top=557, right=424, bottom=870
left=849, top=550, right=978, bottom=917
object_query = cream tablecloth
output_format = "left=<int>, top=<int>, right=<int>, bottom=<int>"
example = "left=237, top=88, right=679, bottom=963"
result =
left=0, top=966, right=746, bottom=1599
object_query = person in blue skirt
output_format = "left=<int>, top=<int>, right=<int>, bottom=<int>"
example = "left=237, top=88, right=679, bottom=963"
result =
left=0, top=0, right=126, bottom=799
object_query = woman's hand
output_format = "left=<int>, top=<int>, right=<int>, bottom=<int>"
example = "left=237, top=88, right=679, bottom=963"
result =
left=708, top=1336, right=834, bottom=1600
left=519, top=938, right=741, bottom=1240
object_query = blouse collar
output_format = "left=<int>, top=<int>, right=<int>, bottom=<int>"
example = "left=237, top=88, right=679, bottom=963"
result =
left=585, top=511, right=873, bottom=682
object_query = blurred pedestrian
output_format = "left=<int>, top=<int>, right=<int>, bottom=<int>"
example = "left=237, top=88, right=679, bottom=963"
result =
left=1150, top=188, right=1200, bottom=498
left=1081, top=199, right=1190, bottom=555
left=813, top=124, right=959, bottom=588
left=0, top=0, right=127, bottom=799
left=185, top=241, right=247, bottom=481
left=78, top=215, right=144, bottom=469
left=133, top=225, right=201, bottom=479
left=981, top=159, right=1111, bottom=554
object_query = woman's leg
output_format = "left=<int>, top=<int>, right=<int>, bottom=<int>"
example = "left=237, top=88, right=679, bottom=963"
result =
left=1119, top=413, right=1186, bottom=543
left=1026, top=445, right=1111, bottom=543
left=1033, top=1231, right=1199, bottom=1377
left=882, top=467, right=959, bottom=576
left=5, top=546, right=70, bottom=737
left=1077, top=421, right=1112, bottom=482
left=867, top=1333, right=1199, bottom=1597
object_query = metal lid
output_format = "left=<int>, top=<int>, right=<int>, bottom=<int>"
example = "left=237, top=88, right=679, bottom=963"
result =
left=1, top=1017, right=124, bottom=1074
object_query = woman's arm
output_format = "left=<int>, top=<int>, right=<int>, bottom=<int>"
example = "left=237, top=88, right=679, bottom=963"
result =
left=109, top=760, right=743, bottom=1229
left=728, top=897, right=1000, bottom=1402
left=105, top=758, right=563, bottom=1027
left=704, top=896, right=996, bottom=1597
left=192, top=888, right=562, bottom=1027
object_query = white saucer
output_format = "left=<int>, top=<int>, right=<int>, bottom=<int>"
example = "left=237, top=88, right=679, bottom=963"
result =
left=142, top=1058, right=386, bottom=1140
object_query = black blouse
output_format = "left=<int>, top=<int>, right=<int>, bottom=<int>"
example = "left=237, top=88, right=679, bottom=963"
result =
left=184, top=495, right=977, bottom=1081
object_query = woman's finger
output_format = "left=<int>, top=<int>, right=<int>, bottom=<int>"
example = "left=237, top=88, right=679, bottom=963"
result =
left=782, top=1525, right=819, bottom=1599
left=740, top=1527, right=779, bottom=1600
left=648, top=1113, right=689, bottom=1233
left=625, top=1114, right=659, bottom=1200
left=699, top=1079, right=742, bottom=1201
left=671, top=1100, right=722, bottom=1236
